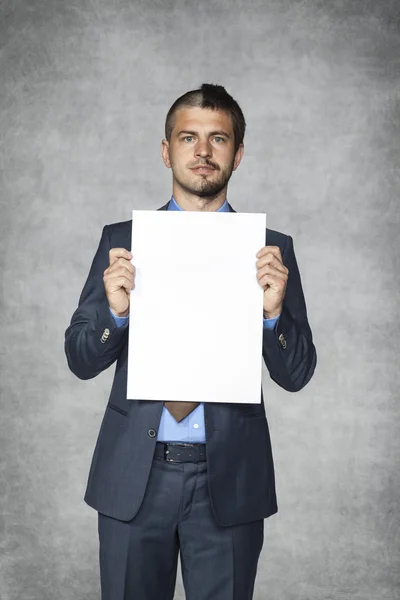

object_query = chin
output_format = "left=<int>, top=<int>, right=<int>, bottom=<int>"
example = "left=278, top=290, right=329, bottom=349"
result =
left=176, top=173, right=228, bottom=199
left=196, top=189, right=222, bottom=199
left=194, top=179, right=226, bottom=197
left=188, top=183, right=220, bottom=198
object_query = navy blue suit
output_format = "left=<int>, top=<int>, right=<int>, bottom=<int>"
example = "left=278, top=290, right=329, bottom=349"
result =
left=64, top=200, right=316, bottom=599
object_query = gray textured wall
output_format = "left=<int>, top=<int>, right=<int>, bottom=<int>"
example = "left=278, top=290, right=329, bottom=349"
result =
left=1, top=0, right=399, bottom=598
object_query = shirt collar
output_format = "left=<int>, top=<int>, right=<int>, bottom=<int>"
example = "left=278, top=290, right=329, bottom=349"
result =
left=168, top=195, right=229, bottom=212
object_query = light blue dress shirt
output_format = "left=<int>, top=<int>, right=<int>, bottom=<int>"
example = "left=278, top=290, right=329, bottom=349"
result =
left=109, top=196, right=280, bottom=442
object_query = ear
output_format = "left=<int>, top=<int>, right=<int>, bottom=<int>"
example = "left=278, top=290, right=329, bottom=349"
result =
left=161, top=139, right=171, bottom=169
left=232, top=143, right=244, bottom=171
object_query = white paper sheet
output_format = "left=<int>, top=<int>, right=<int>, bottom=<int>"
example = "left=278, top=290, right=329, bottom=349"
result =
left=126, top=209, right=266, bottom=404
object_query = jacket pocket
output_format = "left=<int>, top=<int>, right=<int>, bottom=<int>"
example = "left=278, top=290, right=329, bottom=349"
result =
left=107, top=401, right=128, bottom=417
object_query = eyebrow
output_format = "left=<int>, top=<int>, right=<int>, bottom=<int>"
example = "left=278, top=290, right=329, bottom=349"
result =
left=177, top=130, right=231, bottom=138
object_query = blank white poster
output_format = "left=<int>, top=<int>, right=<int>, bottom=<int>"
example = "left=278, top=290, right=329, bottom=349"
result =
left=126, top=209, right=266, bottom=404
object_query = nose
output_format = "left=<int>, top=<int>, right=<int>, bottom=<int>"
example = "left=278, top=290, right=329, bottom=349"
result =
left=194, top=139, right=212, bottom=159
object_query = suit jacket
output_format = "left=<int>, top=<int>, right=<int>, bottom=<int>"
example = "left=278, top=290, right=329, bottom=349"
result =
left=64, top=200, right=317, bottom=526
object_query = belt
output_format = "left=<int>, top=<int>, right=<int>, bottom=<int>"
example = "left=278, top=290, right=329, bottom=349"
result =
left=154, top=442, right=207, bottom=463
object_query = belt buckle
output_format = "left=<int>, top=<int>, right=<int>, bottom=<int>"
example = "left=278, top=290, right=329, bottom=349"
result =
left=164, top=443, right=174, bottom=462
left=164, top=442, right=193, bottom=462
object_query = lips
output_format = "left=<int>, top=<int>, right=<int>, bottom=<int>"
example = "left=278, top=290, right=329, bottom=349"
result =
left=191, top=166, right=216, bottom=174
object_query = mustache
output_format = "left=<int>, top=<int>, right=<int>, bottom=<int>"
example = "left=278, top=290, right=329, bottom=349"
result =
left=189, top=161, right=219, bottom=170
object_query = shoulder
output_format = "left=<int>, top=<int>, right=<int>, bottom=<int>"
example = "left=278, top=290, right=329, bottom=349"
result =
left=265, top=227, right=291, bottom=251
left=104, top=219, right=132, bottom=248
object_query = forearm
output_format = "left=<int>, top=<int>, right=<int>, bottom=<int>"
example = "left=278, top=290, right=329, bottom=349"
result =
left=64, top=225, right=129, bottom=380
left=262, top=234, right=317, bottom=392
left=65, top=297, right=128, bottom=380
left=262, top=304, right=316, bottom=391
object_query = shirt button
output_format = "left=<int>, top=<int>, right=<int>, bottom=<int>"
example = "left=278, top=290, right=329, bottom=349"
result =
left=193, top=424, right=199, bottom=429
left=147, top=429, right=157, bottom=438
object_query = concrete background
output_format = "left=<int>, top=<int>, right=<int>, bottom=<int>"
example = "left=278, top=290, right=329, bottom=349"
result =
left=1, top=0, right=399, bottom=598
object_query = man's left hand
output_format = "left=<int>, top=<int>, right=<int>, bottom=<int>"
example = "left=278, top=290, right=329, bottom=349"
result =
left=256, top=246, right=289, bottom=318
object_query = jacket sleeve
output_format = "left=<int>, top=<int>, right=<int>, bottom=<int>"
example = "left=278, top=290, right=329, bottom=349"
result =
left=64, top=225, right=129, bottom=380
left=262, top=234, right=317, bottom=392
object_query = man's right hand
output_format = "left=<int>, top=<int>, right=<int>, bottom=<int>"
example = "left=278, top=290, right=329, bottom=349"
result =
left=103, top=248, right=135, bottom=317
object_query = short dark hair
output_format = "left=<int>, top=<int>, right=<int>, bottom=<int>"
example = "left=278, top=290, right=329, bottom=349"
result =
left=165, top=83, right=246, bottom=153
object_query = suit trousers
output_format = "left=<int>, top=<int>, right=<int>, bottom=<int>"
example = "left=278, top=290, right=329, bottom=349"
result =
left=97, top=454, right=265, bottom=600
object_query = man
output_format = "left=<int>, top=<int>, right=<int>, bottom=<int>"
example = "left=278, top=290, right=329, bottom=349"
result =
left=64, top=83, right=317, bottom=600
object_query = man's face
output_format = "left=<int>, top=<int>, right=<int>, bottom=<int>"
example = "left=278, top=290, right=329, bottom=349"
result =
left=162, top=107, right=243, bottom=199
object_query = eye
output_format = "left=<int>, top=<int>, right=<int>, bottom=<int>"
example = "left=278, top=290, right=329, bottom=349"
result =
left=213, top=136, right=225, bottom=143
left=183, top=136, right=194, bottom=142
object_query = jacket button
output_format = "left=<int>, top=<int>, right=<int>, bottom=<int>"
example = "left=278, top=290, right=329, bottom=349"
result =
left=101, top=328, right=110, bottom=344
left=147, top=429, right=157, bottom=438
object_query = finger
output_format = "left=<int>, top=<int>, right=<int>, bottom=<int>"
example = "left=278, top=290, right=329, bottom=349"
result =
left=259, top=272, right=287, bottom=291
left=104, top=261, right=135, bottom=283
left=109, top=248, right=132, bottom=266
left=257, top=264, right=288, bottom=282
left=256, top=246, right=282, bottom=262
left=105, top=274, right=134, bottom=292
left=105, top=265, right=134, bottom=283
left=121, top=276, right=135, bottom=292
left=256, top=254, right=287, bottom=274
left=107, top=258, right=135, bottom=274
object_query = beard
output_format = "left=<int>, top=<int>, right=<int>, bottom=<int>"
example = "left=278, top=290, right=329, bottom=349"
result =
left=172, top=159, right=235, bottom=200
